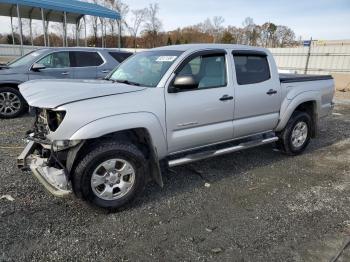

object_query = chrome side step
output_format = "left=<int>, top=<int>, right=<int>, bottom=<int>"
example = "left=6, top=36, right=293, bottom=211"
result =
left=168, top=137, right=279, bottom=167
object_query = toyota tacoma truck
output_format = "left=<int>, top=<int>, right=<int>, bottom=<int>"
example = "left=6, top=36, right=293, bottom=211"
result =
left=17, top=44, right=335, bottom=209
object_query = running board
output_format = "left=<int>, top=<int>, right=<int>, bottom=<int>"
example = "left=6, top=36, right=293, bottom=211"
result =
left=168, top=137, right=279, bottom=167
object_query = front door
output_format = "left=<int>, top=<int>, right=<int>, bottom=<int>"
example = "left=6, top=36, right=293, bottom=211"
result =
left=232, top=51, right=281, bottom=138
left=28, top=51, right=72, bottom=80
left=166, top=50, right=234, bottom=153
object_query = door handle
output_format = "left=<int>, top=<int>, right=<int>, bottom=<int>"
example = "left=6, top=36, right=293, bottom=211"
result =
left=61, top=72, right=70, bottom=75
left=101, top=70, right=110, bottom=74
left=266, top=89, right=277, bottom=95
left=219, top=95, right=234, bottom=101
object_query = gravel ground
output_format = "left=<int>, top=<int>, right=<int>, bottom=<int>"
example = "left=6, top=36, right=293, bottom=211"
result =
left=0, top=102, right=350, bottom=262
left=0, top=57, right=15, bottom=64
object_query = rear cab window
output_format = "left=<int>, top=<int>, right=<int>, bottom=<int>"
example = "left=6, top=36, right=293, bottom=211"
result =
left=70, top=51, right=104, bottom=67
left=232, top=51, right=271, bottom=85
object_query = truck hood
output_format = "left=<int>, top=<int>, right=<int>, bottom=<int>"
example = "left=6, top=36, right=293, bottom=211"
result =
left=19, top=79, right=147, bottom=108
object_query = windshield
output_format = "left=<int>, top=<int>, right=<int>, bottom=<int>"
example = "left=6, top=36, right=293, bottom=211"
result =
left=8, top=50, right=45, bottom=67
left=109, top=50, right=183, bottom=87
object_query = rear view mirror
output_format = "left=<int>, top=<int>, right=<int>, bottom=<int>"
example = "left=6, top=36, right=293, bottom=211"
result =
left=169, top=75, right=197, bottom=93
left=31, top=63, right=46, bottom=71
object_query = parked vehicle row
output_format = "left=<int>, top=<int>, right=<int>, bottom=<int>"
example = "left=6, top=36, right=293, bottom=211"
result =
left=16, top=44, right=335, bottom=210
left=0, top=48, right=132, bottom=118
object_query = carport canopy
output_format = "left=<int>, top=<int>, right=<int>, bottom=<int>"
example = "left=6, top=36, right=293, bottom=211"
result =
left=0, top=0, right=122, bottom=50
left=0, top=0, right=120, bottom=23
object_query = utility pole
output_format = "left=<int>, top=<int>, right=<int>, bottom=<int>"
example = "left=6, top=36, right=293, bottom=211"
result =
left=304, top=37, right=312, bottom=74
left=16, top=4, right=23, bottom=55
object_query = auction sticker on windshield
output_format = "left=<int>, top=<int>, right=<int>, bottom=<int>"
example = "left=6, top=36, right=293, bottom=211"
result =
left=156, top=56, right=177, bottom=62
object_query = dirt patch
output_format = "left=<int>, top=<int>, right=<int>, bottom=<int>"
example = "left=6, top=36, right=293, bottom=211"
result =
left=0, top=56, right=15, bottom=64
left=336, top=90, right=350, bottom=100
left=333, top=73, right=350, bottom=100
left=333, top=73, right=350, bottom=92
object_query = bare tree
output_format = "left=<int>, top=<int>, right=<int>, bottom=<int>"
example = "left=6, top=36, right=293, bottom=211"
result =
left=153, top=15, right=296, bottom=48
left=127, top=8, right=147, bottom=48
left=90, top=16, right=99, bottom=46
left=106, top=0, right=129, bottom=46
left=89, top=0, right=105, bottom=46
left=143, top=3, right=162, bottom=47
left=241, top=17, right=260, bottom=46
left=88, top=0, right=113, bottom=47
left=195, top=17, right=224, bottom=43
left=197, top=18, right=214, bottom=34
left=260, top=22, right=277, bottom=47
left=275, top=25, right=295, bottom=47
left=212, top=16, right=224, bottom=43
left=69, top=22, right=83, bottom=46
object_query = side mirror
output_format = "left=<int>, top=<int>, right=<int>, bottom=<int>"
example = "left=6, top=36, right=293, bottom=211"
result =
left=31, top=63, right=46, bottom=71
left=169, top=75, right=197, bottom=93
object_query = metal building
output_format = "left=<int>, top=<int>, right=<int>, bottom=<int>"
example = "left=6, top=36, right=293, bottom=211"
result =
left=0, top=0, right=121, bottom=54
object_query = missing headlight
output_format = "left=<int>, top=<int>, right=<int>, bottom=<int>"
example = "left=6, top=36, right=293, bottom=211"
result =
left=47, top=110, right=66, bottom=132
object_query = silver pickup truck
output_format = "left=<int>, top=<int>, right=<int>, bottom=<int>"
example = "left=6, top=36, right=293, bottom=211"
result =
left=17, top=44, right=335, bottom=209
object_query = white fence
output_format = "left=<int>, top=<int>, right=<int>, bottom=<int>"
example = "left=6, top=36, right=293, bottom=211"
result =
left=0, top=44, right=39, bottom=57
left=269, top=45, right=350, bottom=75
left=1, top=44, right=350, bottom=75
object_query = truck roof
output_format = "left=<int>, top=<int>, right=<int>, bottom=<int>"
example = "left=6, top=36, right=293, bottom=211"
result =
left=152, top=44, right=269, bottom=52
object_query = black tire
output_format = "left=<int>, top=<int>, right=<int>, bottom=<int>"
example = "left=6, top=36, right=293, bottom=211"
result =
left=0, top=87, right=27, bottom=119
left=276, top=111, right=312, bottom=156
left=73, top=141, right=147, bottom=209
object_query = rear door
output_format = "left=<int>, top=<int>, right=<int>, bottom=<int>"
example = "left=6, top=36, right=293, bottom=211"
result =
left=232, top=50, right=281, bottom=138
left=97, top=52, right=133, bottom=79
left=165, top=50, right=235, bottom=153
left=108, top=51, right=133, bottom=63
left=28, top=51, right=72, bottom=80
left=70, top=51, right=105, bottom=79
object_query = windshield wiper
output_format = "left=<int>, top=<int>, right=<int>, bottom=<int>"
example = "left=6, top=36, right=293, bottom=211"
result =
left=115, top=79, right=141, bottom=86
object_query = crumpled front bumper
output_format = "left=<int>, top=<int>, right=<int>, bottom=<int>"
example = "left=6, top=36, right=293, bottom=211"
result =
left=17, top=141, right=72, bottom=197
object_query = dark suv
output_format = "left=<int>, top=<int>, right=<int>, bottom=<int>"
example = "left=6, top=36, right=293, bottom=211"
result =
left=0, top=47, right=132, bottom=118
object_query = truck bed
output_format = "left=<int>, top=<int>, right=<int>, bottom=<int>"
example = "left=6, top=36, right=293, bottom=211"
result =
left=279, top=73, right=333, bottom=83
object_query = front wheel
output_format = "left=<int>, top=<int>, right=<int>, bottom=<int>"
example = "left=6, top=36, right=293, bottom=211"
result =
left=73, top=141, right=147, bottom=209
left=0, top=87, right=27, bottom=118
left=277, top=111, right=312, bottom=156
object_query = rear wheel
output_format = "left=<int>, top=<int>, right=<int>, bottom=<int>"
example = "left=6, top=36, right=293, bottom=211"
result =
left=73, top=141, right=147, bottom=209
left=277, top=111, right=312, bottom=156
left=0, top=87, right=27, bottom=118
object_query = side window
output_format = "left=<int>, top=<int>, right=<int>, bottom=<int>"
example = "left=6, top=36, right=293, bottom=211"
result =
left=70, top=51, right=104, bottom=67
left=37, top=52, right=70, bottom=68
left=233, top=55, right=271, bottom=85
left=109, top=52, right=133, bottom=63
left=187, top=57, right=201, bottom=75
left=177, top=54, right=227, bottom=89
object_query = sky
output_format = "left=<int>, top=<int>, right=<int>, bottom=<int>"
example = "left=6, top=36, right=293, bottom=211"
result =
left=0, top=0, right=349, bottom=40
left=125, top=0, right=350, bottom=40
